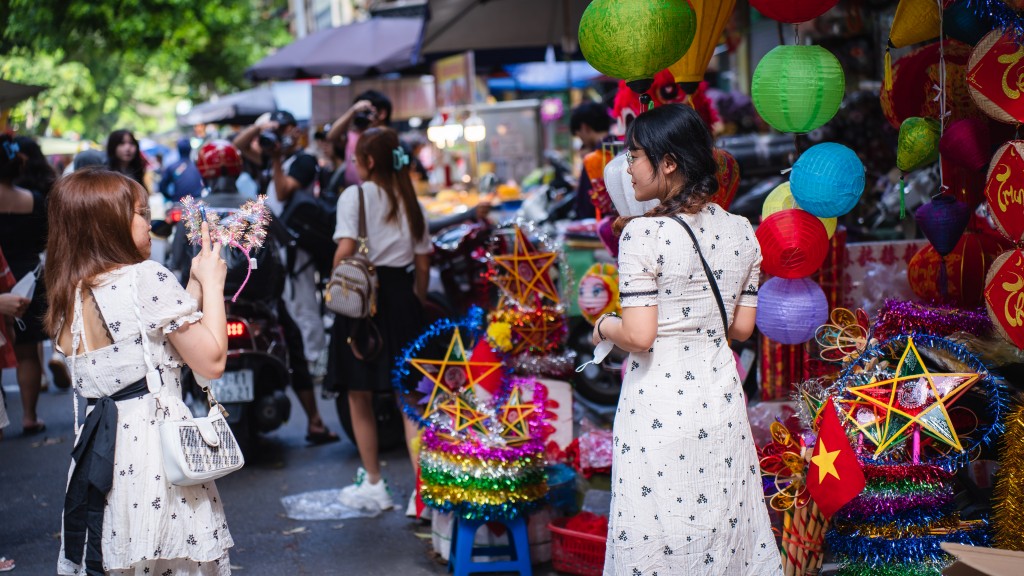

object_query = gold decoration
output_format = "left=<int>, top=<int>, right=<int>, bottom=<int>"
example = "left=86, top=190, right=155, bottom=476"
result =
left=993, top=402, right=1024, bottom=551
left=491, top=226, right=560, bottom=305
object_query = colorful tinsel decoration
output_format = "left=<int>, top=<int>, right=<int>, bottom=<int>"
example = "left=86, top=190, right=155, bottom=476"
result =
left=992, top=401, right=1024, bottom=551
left=873, top=300, right=993, bottom=342
left=179, top=195, right=271, bottom=302
left=962, top=0, right=1024, bottom=42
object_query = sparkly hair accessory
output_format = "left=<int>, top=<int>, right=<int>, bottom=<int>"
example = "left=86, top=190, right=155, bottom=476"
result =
left=392, top=146, right=410, bottom=171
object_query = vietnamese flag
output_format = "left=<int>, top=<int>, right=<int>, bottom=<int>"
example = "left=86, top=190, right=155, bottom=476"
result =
left=806, top=398, right=866, bottom=519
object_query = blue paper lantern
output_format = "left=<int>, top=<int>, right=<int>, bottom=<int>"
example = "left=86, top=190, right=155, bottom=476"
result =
left=790, top=142, right=865, bottom=218
left=755, top=277, right=829, bottom=345
left=944, top=1, right=994, bottom=46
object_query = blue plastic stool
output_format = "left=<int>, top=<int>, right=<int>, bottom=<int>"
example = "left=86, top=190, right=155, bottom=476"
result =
left=448, top=515, right=533, bottom=576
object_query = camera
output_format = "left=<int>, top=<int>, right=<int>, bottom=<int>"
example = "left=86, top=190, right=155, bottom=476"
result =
left=353, top=110, right=373, bottom=130
left=258, top=130, right=294, bottom=155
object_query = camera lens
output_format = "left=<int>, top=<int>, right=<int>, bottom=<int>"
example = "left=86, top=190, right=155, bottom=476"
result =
left=353, top=111, right=372, bottom=130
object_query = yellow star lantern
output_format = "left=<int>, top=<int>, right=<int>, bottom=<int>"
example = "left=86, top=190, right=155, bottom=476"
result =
left=498, top=386, right=536, bottom=444
left=845, top=337, right=981, bottom=457
left=492, top=226, right=560, bottom=306
left=437, top=395, right=489, bottom=434
left=408, top=329, right=504, bottom=420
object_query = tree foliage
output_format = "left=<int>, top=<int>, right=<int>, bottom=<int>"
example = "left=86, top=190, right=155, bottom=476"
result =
left=0, top=0, right=291, bottom=139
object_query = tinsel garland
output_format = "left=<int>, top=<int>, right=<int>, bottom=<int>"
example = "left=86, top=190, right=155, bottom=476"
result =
left=992, top=401, right=1024, bottom=550
left=419, top=449, right=539, bottom=480
left=486, top=307, right=568, bottom=354
left=962, top=0, right=1024, bottom=42
left=873, top=300, right=992, bottom=342
left=421, top=427, right=545, bottom=463
left=861, top=464, right=953, bottom=484
left=837, top=333, right=1006, bottom=472
left=861, top=480, right=949, bottom=498
left=419, top=483, right=548, bottom=521
left=834, top=497, right=954, bottom=526
left=830, top=515, right=965, bottom=539
left=505, top=349, right=577, bottom=379
left=420, top=464, right=547, bottom=493
left=825, top=521, right=989, bottom=564
left=836, top=559, right=953, bottom=576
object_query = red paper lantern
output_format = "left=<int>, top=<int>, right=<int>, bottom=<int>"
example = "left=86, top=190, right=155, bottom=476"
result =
left=968, top=30, right=1024, bottom=124
left=908, top=232, right=1009, bottom=306
left=713, top=148, right=740, bottom=210
left=939, top=118, right=991, bottom=172
left=984, top=140, right=1024, bottom=242
left=984, top=250, right=1024, bottom=349
left=880, top=39, right=983, bottom=129
left=750, top=0, right=838, bottom=23
left=755, top=209, right=829, bottom=279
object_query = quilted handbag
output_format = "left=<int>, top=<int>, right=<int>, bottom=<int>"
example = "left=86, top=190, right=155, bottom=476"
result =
left=325, top=185, right=378, bottom=319
left=159, top=392, right=244, bottom=486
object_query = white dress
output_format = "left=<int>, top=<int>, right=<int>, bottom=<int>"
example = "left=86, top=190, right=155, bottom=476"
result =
left=57, top=260, right=233, bottom=576
left=604, top=206, right=782, bottom=575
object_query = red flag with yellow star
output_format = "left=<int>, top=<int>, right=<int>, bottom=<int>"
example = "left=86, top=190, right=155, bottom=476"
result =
left=806, top=397, right=866, bottom=519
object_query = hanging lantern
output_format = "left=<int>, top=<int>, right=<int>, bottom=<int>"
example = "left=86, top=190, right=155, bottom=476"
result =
left=751, top=45, right=845, bottom=134
left=968, top=30, right=1024, bottom=125
left=756, top=277, right=830, bottom=345
left=579, top=0, right=697, bottom=95
left=888, top=0, right=943, bottom=49
left=761, top=182, right=837, bottom=238
left=915, top=195, right=973, bottom=257
left=944, top=0, right=995, bottom=46
left=897, top=117, right=941, bottom=172
left=985, top=140, right=1024, bottom=242
left=940, top=118, right=991, bottom=171
left=749, top=0, right=838, bottom=24
left=881, top=40, right=982, bottom=129
left=790, top=143, right=866, bottom=218
left=984, top=250, right=1024, bottom=349
left=755, top=209, right=830, bottom=279
left=908, top=232, right=1009, bottom=306
left=712, top=148, right=740, bottom=210
left=668, top=0, right=736, bottom=91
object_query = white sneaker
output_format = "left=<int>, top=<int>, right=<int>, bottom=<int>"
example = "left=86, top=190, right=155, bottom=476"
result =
left=339, top=467, right=394, bottom=511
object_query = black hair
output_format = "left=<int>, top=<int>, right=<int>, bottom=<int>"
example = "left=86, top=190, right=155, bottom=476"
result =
left=105, top=129, right=146, bottom=186
left=0, top=133, right=24, bottom=183
left=354, top=89, right=393, bottom=125
left=570, top=102, right=612, bottom=135
left=615, top=104, right=719, bottom=235
left=14, top=135, right=57, bottom=195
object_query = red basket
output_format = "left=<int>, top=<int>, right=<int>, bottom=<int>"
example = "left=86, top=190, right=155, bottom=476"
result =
left=549, top=518, right=607, bottom=576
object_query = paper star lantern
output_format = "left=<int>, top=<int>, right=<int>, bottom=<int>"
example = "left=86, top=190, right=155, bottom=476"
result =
left=492, top=226, right=560, bottom=305
left=437, top=395, right=489, bottom=434
left=408, top=329, right=503, bottom=419
left=845, top=337, right=981, bottom=457
left=499, top=386, right=537, bottom=445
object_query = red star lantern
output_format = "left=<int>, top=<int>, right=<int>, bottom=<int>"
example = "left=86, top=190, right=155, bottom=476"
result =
left=985, top=140, right=1024, bottom=242
left=492, top=226, right=560, bottom=306
left=985, top=250, right=1024, bottom=349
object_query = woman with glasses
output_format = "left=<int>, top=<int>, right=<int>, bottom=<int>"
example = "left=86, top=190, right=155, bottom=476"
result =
left=594, top=104, right=781, bottom=575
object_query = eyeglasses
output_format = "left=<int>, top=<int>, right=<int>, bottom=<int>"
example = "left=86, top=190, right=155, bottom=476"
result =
left=625, top=151, right=645, bottom=167
left=135, top=207, right=152, bottom=220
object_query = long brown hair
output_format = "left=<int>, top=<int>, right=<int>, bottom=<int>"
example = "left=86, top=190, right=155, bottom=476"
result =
left=44, top=169, right=147, bottom=337
left=612, top=104, right=719, bottom=235
left=355, top=128, right=426, bottom=240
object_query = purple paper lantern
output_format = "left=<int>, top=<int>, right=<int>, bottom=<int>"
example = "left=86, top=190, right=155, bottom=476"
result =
left=914, top=194, right=972, bottom=257
left=939, top=118, right=990, bottom=171
left=755, top=277, right=829, bottom=345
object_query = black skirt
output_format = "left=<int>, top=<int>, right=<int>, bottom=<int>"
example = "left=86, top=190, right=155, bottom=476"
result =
left=326, top=266, right=424, bottom=393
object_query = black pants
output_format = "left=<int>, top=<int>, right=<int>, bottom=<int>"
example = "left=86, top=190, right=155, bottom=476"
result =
left=278, top=300, right=314, bottom=391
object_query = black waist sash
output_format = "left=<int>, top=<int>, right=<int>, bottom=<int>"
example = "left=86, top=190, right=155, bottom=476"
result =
left=63, top=377, right=150, bottom=574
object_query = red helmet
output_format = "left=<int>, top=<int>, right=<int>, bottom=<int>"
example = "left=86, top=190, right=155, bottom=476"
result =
left=196, top=140, right=243, bottom=180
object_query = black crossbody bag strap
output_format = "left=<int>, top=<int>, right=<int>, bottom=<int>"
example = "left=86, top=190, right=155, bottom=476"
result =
left=671, top=215, right=729, bottom=337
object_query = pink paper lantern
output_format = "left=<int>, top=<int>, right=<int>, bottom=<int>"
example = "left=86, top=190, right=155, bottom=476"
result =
left=939, top=118, right=991, bottom=171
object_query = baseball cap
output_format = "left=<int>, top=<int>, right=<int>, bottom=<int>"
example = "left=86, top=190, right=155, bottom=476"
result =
left=268, top=110, right=297, bottom=127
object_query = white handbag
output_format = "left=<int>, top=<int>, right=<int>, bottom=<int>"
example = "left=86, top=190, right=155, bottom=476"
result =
left=325, top=185, right=378, bottom=319
left=159, top=397, right=244, bottom=486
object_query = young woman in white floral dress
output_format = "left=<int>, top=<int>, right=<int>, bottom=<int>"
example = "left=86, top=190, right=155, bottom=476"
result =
left=45, top=170, right=234, bottom=575
left=593, top=104, right=782, bottom=575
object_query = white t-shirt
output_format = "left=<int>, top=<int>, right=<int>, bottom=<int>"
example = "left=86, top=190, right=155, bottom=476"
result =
left=333, top=182, right=433, bottom=267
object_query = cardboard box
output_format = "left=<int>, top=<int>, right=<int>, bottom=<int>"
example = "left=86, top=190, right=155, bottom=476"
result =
left=941, top=543, right=1024, bottom=576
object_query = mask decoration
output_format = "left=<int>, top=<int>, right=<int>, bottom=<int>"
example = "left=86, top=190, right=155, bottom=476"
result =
left=577, top=263, right=621, bottom=325
left=612, top=70, right=720, bottom=132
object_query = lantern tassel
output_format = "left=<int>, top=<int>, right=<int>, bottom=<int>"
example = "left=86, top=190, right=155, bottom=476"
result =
left=884, top=43, right=893, bottom=92
left=899, top=174, right=907, bottom=220
left=938, top=256, right=949, bottom=298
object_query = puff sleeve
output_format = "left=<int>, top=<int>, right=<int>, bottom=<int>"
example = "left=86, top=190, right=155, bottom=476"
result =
left=737, top=220, right=762, bottom=308
left=618, top=218, right=662, bottom=308
left=134, top=260, right=203, bottom=335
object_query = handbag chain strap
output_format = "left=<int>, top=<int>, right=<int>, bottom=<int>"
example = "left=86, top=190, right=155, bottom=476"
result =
left=670, top=215, right=729, bottom=338
left=356, top=185, right=370, bottom=258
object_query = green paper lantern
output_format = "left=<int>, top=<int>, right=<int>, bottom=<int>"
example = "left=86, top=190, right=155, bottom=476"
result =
left=897, top=117, right=941, bottom=172
left=752, top=45, right=845, bottom=133
left=579, top=0, right=697, bottom=93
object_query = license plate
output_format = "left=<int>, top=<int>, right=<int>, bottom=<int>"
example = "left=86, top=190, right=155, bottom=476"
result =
left=209, top=370, right=254, bottom=403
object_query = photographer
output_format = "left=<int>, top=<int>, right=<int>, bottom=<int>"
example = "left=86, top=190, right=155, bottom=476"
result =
left=326, top=90, right=392, bottom=187
left=233, top=112, right=335, bottom=444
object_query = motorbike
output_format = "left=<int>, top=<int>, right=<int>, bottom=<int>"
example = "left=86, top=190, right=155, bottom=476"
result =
left=155, top=197, right=293, bottom=455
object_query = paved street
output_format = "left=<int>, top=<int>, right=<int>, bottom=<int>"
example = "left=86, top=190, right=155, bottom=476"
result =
left=0, top=365, right=559, bottom=575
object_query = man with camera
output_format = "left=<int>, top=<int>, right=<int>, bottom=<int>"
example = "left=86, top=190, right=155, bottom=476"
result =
left=326, top=90, right=392, bottom=187
left=233, top=111, right=339, bottom=445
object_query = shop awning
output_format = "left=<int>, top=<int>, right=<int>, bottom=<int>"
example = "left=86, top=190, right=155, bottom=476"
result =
left=178, top=87, right=278, bottom=126
left=422, top=0, right=588, bottom=55
left=0, top=79, right=47, bottom=109
left=246, top=17, right=424, bottom=81
left=488, top=60, right=603, bottom=92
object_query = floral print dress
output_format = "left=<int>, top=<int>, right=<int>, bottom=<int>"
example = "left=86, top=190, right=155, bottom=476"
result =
left=57, top=260, right=233, bottom=576
left=605, top=206, right=782, bottom=576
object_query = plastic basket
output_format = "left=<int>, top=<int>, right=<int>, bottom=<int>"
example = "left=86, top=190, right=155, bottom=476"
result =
left=549, top=518, right=606, bottom=576
left=545, top=464, right=578, bottom=514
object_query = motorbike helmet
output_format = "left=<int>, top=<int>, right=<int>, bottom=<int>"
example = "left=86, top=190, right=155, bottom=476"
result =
left=196, top=140, right=243, bottom=180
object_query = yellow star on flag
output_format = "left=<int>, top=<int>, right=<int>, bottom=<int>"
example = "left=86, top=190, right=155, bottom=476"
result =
left=846, top=337, right=981, bottom=457
left=812, top=438, right=842, bottom=483
left=492, top=226, right=560, bottom=305
left=408, top=329, right=503, bottom=420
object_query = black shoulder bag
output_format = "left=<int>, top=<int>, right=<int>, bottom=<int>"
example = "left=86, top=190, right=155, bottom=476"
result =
left=670, top=215, right=730, bottom=339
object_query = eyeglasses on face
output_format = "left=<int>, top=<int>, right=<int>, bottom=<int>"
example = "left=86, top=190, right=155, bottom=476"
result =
left=134, top=207, right=152, bottom=220
left=625, top=150, right=646, bottom=167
